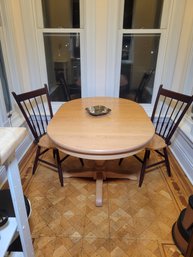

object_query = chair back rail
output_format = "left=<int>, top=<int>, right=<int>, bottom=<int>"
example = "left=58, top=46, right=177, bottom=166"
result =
left=151, top=85, right=193, bottom=144
left=12, top=84, right=53, bottom=143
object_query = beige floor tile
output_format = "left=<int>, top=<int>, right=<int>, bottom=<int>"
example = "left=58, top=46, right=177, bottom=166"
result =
left=109, top=238, right=162, bottom=257
left=81, top=238, right=110, bottom=257
left=34, top=236, right=82, bottom=257
left=18, top=149, right=193, bottom=256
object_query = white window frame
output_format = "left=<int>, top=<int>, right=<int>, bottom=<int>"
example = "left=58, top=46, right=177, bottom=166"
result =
left=0, top=27, right=13, bottom=126
left=0, top=0, right=30, bottom=127
left=105, top=0, right=189, bottom=116
left=34, top=0, right=90, bottom=98
left=108, top=0, right=171, bottom=104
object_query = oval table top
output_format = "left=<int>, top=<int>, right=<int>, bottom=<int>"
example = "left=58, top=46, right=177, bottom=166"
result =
left=47, top=97, right=155, bottom=159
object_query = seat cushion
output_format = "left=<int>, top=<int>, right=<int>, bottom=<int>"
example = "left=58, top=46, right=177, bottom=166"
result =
left=38, top=134, right=56, bottom=149
left=146, top=134, right=166, bottom=150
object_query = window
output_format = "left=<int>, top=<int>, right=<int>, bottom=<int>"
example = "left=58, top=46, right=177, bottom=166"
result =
left=119, top=0, right=164, bottom=103
left=39, top=0, right=82, bottom=101
left=41, top=0, right=80, bottom=28
left=0, top=42, right=11, bottom=113
left=0, top=27, right=12, bottom=127
left=123, top=0, right=163, bottom=29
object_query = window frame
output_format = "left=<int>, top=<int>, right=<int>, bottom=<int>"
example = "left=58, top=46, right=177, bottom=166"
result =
left=0, top=27, right=13, bottom=126
left=114, top=0, right=171, bottom=107
left=34, top=0, right=87, bottom=99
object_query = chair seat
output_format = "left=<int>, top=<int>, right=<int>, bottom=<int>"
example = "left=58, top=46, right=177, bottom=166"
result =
left=38, top=134, right=56, bottom=149
left=146, top=134, right=166, bottom=150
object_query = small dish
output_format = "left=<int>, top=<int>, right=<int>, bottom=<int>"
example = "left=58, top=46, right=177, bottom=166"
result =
left=85, top=105, right=111, bottom=116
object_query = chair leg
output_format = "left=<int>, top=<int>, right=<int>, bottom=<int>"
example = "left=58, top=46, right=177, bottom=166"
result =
left=32, top=146, right=41, bottom=174
left=79, top=158, right=84, bottom=166
left=163, top=147, right=171, bottom=177
left=53, top=149, right=57, bottom=159
left=119, top=158, right=124, bottom=165
left=139, top=150, right=149, bottom=187
left=55, top=149, right=64, bottom=187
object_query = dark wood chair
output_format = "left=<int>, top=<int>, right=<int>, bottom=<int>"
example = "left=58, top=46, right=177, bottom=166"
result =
left=56, top=71, right=81, bottom=101
left=56, top=71, right=71, bottom=101
left=137, top=85, right=193, bottom=187
left=12, top=84, right=83, bottom=186
left=119, top=70, right=154, bottom=102
left=134, top=69, right=154, bottom=103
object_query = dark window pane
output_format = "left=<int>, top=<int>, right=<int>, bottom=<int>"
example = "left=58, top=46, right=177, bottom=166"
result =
left=120, top=34, right=160, bottom=103
left=44, top=33, right=81, bottom=101
left=123, top=0, right=164, bottom=29
left=41, top=0, right=80, bottom=28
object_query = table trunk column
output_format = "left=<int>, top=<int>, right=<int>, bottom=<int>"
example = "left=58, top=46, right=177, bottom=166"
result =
left=94, top=160, right=106, bottom=207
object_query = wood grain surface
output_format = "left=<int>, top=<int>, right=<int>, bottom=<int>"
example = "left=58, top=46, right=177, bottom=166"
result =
left=47, top=97, right=155, bottom=159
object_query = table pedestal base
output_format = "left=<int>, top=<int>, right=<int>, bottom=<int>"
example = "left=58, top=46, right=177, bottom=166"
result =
left=62, top=160, right=138, bottom=207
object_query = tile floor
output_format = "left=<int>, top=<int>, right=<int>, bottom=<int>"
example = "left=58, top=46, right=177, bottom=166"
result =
left=20, top=148, right=191, bottom=257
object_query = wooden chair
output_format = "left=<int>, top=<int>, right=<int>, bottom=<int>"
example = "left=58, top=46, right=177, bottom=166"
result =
left=56, top=71, right=81, bottom=101
left=138, top=85, right=193, bottom=187
left=56, top=71, right=71, bottom=101
left=119, top=70, right=154, bottom=102
left=134, top=69, right=154, bottom=103
left=12, top=84, right=82, bottom=186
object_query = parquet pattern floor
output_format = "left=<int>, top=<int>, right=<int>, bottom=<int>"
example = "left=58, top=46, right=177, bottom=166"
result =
left=19, top=146, right=192, bottom=257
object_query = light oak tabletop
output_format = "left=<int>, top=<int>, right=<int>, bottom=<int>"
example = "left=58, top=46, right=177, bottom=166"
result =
left=47, top=97, right=155, bottom=159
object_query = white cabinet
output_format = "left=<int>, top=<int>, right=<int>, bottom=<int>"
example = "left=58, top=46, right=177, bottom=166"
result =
left=0, top=128, right=34, bottom=257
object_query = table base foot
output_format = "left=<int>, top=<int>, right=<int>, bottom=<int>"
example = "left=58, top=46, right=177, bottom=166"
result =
left=95, top=172, right=103, bottom=207
left=62, top=162, right=138, bottom=206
